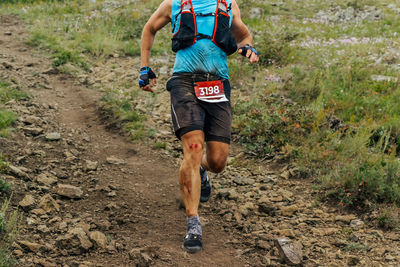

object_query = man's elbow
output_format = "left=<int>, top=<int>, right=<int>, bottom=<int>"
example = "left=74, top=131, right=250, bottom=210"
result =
left=143, top=22, right=157, bottom=37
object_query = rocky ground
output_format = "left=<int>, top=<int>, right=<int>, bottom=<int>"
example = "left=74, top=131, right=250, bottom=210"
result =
left=1, top=14, right=400, bottom=267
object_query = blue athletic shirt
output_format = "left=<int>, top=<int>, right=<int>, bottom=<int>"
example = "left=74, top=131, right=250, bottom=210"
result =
left=171, top=0, right=233, bottom=79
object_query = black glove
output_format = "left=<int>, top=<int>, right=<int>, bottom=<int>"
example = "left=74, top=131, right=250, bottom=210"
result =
left=138, top=67, right=156, bottom=88
left=238, top=44, right=259, bottom=57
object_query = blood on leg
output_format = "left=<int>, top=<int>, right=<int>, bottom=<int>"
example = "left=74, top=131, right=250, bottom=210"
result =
left=189, top=143, right=199, bottom=150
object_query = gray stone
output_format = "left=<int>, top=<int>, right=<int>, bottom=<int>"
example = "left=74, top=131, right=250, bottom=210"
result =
left=19, top=195, right=36, bottom=211
left=350, top=219, right=364, bottom=229
left=281, top=205, right=299, bottom=216
left=45, top=132, right=61, bottom=141
left=227, top=189, right=239, bottom=200
left=107, top=191, right=116, bottom=197
left=31, top=208, right=46, bottom=215
left=21, top=115, right=40, bottom=125
left=36, top=173, right=57, bottom=186
left=37, top=224, right=50, bottom=233
left=106, top=156, right=125, bottom=165
left=89, top=231, right=107, bottom=249
left=54, top=184, right=83, bottom=199
left=56, top=227, right=93, bottom=255
left=371, top=75, right=398, bottom=83
left=9, top=165, right=29, bottom=179
left=233, top=177, right=255, bottom=186
left=22, top=127, right=43, bottom=136
left=18, top=241, right=42, bottom=253
left=335, top=214, right=356, bottom=223
left=85, top=160, right=98, bottom=171
left=275, top=238, right=303, bottom=265
left=38, top=194, right=60, bottom=213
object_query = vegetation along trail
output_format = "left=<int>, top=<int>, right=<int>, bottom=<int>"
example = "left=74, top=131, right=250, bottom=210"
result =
left=0, top=15, right=249, bottom=266
left=1, top=0, right=400, bottom=266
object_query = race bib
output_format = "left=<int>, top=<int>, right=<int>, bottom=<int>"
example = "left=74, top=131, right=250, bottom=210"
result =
left=194, top=80, right=228, bottom=103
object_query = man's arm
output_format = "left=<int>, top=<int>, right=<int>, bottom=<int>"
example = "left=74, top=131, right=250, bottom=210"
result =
left=230, top=0, right=259, bottom=64
left=140, top=0, right=172, bottom=92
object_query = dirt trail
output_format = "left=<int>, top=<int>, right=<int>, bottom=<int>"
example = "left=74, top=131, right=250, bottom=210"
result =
left=0, top=15, right=249, bottom=266
left=2, top=14, right=400, bottom=267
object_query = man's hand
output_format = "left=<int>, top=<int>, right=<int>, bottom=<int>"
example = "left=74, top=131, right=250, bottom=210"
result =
left=238, top=45, right=259, bottom=64
left=139, top=67, right=157, bottom=93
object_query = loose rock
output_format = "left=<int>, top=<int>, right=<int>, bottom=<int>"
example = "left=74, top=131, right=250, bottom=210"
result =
left=89, top=231, right=107, bottom=249
left=350, top=219, right=364, bottom=229
left=18, top=195, right=36, bottom=211
left=45, top=132, right=61, bottom=141
left=22, top=127, right=43, bottom=136
left=36, top=172, right=58, bottom=186
left=8, top=165, right=29, bottom=179
left=129, top=247, right=159, bottom=267
left=335, top=214, right=356, bottom=223
left=54, top=184, right=83, bottom=199
left=56, top=227, right=93, bottom=255
left=85, top=160, right=98, bottom=171
left=38, top=194, right=60, bottom=213
left=18, top=240, right=42, bottom=253
left=275, top=238, right=303, bottom=265
left=281, top=205, right=299, bottom=216
left=106, top=156, right=125, bottom=165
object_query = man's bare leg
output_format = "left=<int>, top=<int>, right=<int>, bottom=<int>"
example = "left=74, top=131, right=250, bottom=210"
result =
left=180, top=130, right=205, bottom=253
left=180, top=130, right=205, bottom=217
left=201, top=141, right=229, bottom=173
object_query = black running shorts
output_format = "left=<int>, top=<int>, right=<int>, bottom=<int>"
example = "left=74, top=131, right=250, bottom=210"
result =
left=166, top=73, right=232, bottom=144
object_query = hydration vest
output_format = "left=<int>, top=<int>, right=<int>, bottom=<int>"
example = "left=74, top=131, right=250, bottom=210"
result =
left=171, top=0, right=238, bottom=56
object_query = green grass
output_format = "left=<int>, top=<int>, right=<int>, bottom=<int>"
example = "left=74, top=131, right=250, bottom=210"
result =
left=377, top=207, right=398, bottom=229
left=0, top=81, right=28, bottom=103
left=0, top=198, right=19, bottom=267
left=0, top=110, right=17, bottom=137
left=153, top=141, right=167, bottom=150
left=1, top=0, right=158, bottom=69
left=28, top=31, right=89, bottom=71
left=0, top=81, right=27, bottom=137
left=231, top=0, right=400, bottom=207
left=0, top=155, right=7, bottom=174
left=100, top=89, right=150, bottom=141
left=0, top=178, right=11, bottom=196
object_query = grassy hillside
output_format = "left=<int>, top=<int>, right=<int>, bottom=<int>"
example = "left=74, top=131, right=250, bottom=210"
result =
left=2, top=0, right=400, bottom=208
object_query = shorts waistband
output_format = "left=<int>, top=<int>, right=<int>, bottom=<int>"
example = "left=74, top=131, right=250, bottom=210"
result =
left=172, top=72, right=224, bottom=81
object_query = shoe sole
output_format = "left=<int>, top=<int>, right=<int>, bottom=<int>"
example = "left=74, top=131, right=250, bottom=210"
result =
left=183, top=245, right=202, bottom=254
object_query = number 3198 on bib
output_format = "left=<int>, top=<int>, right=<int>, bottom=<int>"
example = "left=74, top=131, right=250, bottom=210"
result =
left=194, top=80, right=229, bottom=103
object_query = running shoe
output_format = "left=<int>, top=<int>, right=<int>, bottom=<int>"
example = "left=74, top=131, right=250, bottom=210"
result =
left=183, top=233, right=202, bottom=253
left=200, top=166, right=211, bottom=202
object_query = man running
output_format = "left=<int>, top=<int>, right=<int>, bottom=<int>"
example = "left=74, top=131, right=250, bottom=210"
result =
left=139, top=0, right=259, bottom=253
